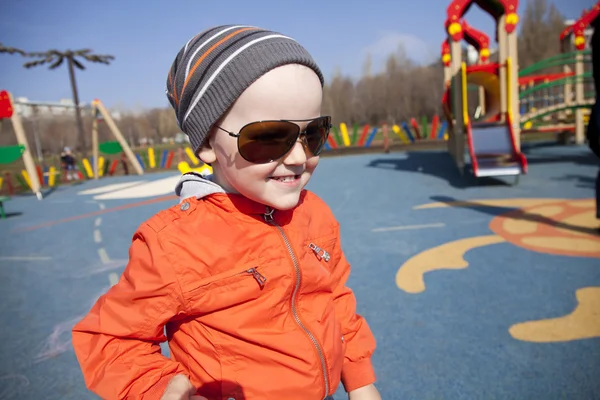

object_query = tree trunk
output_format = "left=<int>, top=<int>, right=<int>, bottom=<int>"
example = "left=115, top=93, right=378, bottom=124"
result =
left=68, top=56, right=88, bottom=156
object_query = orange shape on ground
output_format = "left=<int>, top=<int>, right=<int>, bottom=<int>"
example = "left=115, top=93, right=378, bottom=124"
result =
left=489, top=199, right=600, bottom=258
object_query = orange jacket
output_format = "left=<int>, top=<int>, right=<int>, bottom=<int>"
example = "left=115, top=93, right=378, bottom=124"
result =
left=72, top=181, right=376, bottom=400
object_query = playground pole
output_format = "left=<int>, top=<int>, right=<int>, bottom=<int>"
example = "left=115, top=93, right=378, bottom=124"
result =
left=8, top=92, right=42, bottom=199
left=91, top=104, right=99, bottom=179
left=574, top=52, right=585, bottom=144
left=497, top=17, right=508, bottom=123
left=564, top=64, right=573, bottom=108
left=449, top=37, right=466, bottom=172
left=92, top=99, right=144, bottom=176
left=443, top=65, right=452, bottom=86
left=506, top=15, right=521, bottom=149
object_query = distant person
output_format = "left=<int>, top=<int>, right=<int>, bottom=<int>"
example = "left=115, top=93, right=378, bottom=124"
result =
left=587, top=18, right=600, bottom=229
left=72, top=25, right=380, bottom=400
left=59, top=147, right=79, bottom=181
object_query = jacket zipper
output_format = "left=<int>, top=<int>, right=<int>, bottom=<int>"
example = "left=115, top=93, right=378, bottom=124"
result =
left=264, top=208, right=330, bottom=399
left=246, top=268, right=267, bottom=288
left=308, top=243, right=331, bottom=262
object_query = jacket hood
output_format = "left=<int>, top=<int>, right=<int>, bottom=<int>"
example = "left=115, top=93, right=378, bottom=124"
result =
left=175, top=173, right=226, bottom=203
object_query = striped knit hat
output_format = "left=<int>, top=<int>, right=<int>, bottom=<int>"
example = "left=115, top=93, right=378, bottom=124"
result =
left=166, top=25, right=325, bottom=152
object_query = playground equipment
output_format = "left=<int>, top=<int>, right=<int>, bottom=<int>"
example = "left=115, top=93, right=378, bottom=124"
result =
left=561, top=2, right=598, bottom=53
left=539, top=1, right=600, bottom=143
left=443, top=0, right=526, bottom=179
left=518, top=51, right=593, bottom=141
left=0, top=90, right=43, bottom=199
left=90, top=99, right=143, bottom=179
left=443, top=3, right=596, bottom=147
left=442, top=20, right=491, bottom=118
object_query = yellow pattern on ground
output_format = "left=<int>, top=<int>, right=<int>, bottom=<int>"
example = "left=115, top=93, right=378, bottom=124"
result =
left=509, top=287, right=600, bottom=342
left=396, top=235, right=506, bottom=294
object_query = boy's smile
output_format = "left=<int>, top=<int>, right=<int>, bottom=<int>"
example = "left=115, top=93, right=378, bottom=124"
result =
left=198, top=63, right=323, bottom=210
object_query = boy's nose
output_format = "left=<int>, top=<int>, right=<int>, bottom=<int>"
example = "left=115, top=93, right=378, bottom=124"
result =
left=282, top=139, right=308, bottom=165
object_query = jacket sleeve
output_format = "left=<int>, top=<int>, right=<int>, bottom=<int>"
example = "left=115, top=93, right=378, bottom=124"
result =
left=72, top=222, right=189, bottom=400
left=330, top=222, right=377, bottom=393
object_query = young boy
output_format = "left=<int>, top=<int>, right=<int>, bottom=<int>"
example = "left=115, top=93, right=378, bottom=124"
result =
left=72, top=25, right=380, bottom=400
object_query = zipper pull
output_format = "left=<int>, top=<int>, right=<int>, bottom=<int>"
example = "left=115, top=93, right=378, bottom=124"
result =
left=264, top=207, right=274, bottom=222
left=247, top=268, right=267, bottom=288
left=308, top=243, right=330, bottom=262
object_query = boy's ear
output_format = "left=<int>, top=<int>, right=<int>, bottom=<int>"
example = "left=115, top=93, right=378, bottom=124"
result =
left=197, top=130, right=217, bottom=165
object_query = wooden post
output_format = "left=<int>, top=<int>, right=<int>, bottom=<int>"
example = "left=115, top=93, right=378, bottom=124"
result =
left=8, top=92, right=42, bottom=199
left=564, top=64, right=573, bottom=107
left=497, top=17, right=508, bottom=122
left=91, top=103, right=99, bottom=179
left=92, top=99, right=144, bottom=175
left=443, top=65, right=452, bottom=87
left=449, top=37, right=465, bottom=172
left=574, top=52, right=585, bottom=144
left=506, top=18, right=520, bottom=150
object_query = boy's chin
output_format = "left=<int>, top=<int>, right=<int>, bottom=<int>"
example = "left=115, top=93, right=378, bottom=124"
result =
left=264, top=194, right=302, bottom=211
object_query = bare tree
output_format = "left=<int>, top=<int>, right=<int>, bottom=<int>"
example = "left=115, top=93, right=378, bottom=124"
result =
left=22, top=49, right=114, bottom=155
left=518, top=0, right=566, bottom=68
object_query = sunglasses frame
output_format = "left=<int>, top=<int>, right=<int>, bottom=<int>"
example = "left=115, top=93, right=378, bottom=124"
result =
left=216, top=116, right=332, bottom=164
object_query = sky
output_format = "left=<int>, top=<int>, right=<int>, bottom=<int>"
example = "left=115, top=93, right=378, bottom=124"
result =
left=0, top=0, right=590, bottom=111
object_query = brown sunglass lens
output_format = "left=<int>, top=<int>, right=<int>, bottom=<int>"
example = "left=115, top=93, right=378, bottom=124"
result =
left=238, top=121, right=298, bottom=163
left=304, top=117, right=330, bottom=156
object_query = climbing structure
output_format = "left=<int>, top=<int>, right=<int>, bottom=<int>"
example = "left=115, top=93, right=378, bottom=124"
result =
left=443, top=0, right=525, bottom=179
left=550, top=1, right=599, bottom=142
left=0, top=90, right=42, bottom=199
left=443, top=20, right=492, bottom=118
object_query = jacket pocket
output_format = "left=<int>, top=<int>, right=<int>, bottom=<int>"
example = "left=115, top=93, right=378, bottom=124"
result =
left=186, top=262, right=269, bottom=314
left=305, top=235, right=337, bottom=274
left=189, top=262, right=267, bottom=292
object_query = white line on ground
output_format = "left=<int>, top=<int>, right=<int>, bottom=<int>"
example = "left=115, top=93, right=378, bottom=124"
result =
left=79, top=181, right=144, bottom=196
left=94, top=217, right=102, bottom=227
left=108, top=272, right=119, bottom=286
left=98, top=203, right=106, bottom=210
left=0, top=256, right=52, bottom=261
left=94, top=229, right=102, bottom=243
left=371, top=223, right=446, bottom=233
left=97, top=248, right=111, bottom=264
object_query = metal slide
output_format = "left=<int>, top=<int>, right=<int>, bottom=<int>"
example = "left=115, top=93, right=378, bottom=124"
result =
left=466, top=118, right=527, bottom=178
left=465, top=67, right=527, bottom=178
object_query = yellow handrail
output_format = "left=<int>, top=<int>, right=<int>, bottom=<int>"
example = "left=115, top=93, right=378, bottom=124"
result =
left=461, top=62, right=469, bottom=125
left=506, top=57, right=512, bottom=120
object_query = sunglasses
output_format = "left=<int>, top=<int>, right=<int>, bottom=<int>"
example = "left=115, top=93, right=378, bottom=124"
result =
left=217, top=116, right=332, bottom=164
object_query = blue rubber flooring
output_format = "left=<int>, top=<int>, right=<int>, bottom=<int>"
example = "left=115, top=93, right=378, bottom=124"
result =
left=0, top=142, right=598, bottom=400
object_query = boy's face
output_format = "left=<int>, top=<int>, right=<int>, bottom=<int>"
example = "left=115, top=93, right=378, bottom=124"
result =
left=198, top=64, right=323, bottom=211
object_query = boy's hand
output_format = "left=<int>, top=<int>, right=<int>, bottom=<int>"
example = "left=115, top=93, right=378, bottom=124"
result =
left=348, top=384, right=382, bottom=400
left=160, top=374, right=207, bottom=400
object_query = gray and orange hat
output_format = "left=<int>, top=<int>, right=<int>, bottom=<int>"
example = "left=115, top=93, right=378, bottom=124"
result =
left=166, top=25, right=325, bottom=153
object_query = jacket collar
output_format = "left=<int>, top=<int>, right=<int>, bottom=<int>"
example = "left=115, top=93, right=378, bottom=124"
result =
left=176, top=173, right=301, bottom=224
